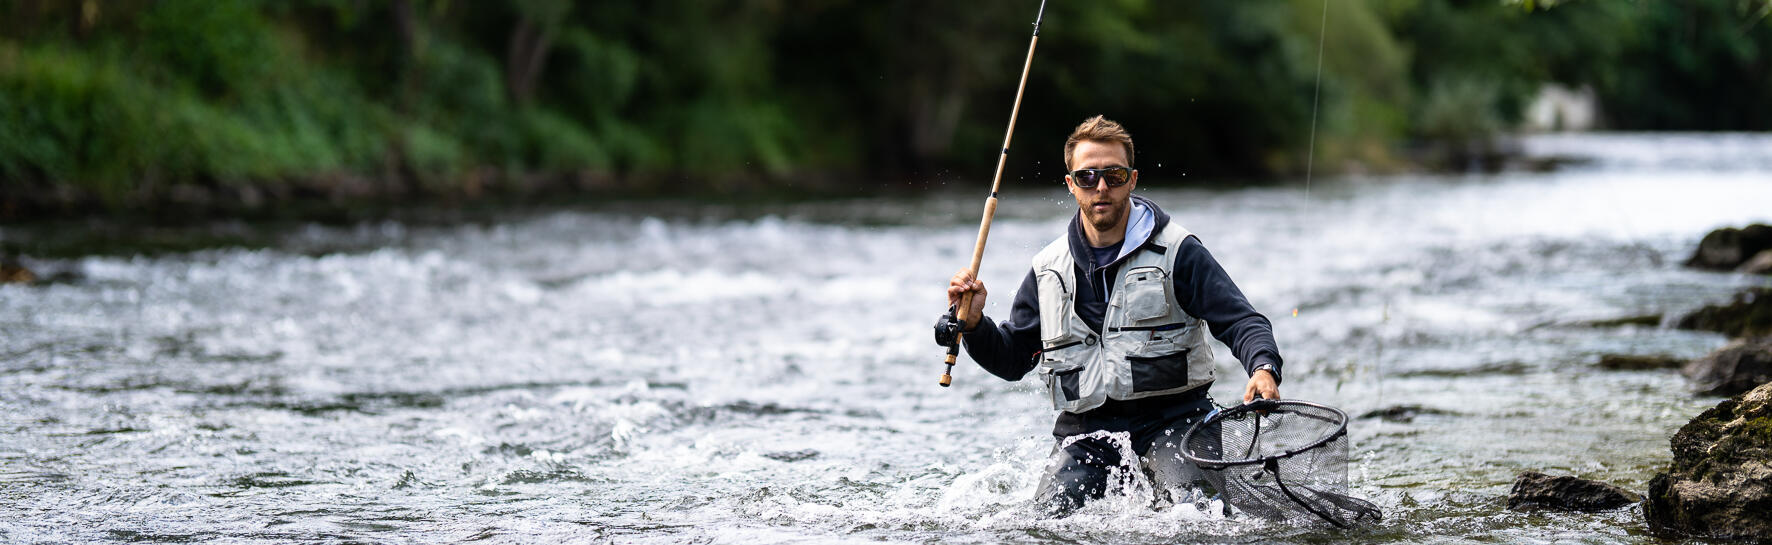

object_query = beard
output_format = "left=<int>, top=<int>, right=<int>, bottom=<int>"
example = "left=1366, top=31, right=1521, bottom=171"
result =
left=1081, top=199, right=1128, bottom=233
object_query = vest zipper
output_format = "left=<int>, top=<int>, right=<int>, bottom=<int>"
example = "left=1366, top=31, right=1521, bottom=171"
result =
left=1043, top=339, right=1083, bottom=352
left=1110, top=323, right=1187, bottom=332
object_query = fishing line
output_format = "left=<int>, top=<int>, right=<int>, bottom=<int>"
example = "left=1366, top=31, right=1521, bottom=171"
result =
left=1293, top=0, right=1328, bottom=320
left=1303, top=0, right=1328, bottom=203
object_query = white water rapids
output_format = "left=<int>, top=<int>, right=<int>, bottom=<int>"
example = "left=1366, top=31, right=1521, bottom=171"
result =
left=2, top=133, right=1771, bottom=543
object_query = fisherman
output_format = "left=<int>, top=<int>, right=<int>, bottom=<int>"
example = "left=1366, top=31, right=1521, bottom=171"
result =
left=944, top=115, right=1282, bottom=513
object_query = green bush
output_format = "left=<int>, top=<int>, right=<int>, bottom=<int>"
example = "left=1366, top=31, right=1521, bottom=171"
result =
left=136, top=0, right=277, bottom=99
left=0, top=39, right=388, bottom=202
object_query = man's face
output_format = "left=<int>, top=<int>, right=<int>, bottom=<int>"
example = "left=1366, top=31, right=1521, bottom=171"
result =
left=1066, top=140, right=1139, bottom=234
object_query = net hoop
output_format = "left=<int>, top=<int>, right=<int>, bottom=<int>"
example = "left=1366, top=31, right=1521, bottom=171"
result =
left=1179, top=398, right=1350, bottom=470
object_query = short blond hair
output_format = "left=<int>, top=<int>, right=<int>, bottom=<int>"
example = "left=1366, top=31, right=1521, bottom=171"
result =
left=1063, top=115, right=1135, bottom=170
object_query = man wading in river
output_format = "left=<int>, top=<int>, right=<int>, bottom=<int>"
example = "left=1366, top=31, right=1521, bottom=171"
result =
left=945, top=115, right=1282, bottom=514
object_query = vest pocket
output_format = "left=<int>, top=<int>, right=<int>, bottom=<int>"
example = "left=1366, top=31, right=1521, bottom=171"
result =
left=1139, top=322, right=1193, bottom=353
left=1035, top=269, right=1072, bottom=343
left=1119, top=266, right=1170, bottom=323
left=1050, top=365, right=1083, bottom=404
left=1128, top=349, right=1191, bottom=393
left=1038, top=343, right=1087, bottom=407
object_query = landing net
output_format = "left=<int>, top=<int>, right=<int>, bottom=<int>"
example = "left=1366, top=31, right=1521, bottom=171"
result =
left=1181, top=399, right=1381, bottom=528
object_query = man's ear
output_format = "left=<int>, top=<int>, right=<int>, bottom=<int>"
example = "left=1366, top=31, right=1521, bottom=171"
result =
left=1127, top=170, right=1139, bottom=191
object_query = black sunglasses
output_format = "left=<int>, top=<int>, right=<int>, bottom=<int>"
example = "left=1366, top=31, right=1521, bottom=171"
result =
left=1068, top=166, right=1133, bottom=188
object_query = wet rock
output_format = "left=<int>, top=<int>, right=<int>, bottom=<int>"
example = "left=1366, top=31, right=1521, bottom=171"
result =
left=1738, top=249, right=1772, bottom=275
left=1505, top=471, right=1640, bottom=512
left=1681, top=338, right=1772, bottom=396
left=1597, top=354, right=1686, bottom=371
left=500, top=468, right=587, bottom=485
left=1644, top=382, right=1772, bottom=541
left=1358, top=405, right=1455, bottom=423
left=719, top=401, right=821, bottom=416
left=1675, top=288, right=1772, bottom=339
left=762, top=449, right=819, bottom=462
left=42, top=269, right=82, bottom=284
left=0, top=261, right=33, bottom=284
left=1393, top=361, right=1529, bottom=378
left=1687, top=224, right=1772, bottom=270
left=1577, top=314, right=1664, bottom=328
left=231, top=471, right=323, bottom=489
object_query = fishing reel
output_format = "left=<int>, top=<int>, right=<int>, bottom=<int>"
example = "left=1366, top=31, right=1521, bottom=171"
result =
left=933, top=306, right=968, bottom=387
left=933, top=306, right=965, bottom=349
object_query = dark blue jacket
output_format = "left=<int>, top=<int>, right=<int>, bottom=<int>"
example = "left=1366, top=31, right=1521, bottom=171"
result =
left=962, top=195, right=1283, bottom=390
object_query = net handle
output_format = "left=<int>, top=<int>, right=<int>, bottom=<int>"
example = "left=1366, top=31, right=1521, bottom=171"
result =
left=1180, top=399, right=1351, bottom=469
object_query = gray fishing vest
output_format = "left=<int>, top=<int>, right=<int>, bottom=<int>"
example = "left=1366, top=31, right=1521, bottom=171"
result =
left=1033, top=223, right=1214, bottom=413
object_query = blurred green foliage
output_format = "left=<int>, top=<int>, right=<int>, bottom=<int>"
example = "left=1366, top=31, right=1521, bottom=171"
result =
left=0, top=0, right=1769, bottom=214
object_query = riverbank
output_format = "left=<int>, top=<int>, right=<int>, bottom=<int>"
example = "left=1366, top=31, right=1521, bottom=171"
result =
left=0, top=167, right=887, bottom=224
left=0, top=132, right=1594, bottom=225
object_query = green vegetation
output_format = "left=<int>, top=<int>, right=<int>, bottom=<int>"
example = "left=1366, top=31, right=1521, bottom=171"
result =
left=1, top=0, right=1769, bottom=217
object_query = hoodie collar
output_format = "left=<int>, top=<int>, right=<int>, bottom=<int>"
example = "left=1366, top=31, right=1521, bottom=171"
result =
left=1067, top=194, right=1171, bottom=271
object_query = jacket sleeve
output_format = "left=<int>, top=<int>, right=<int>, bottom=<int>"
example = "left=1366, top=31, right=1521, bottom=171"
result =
left=1171, top=237, right=1285, bottom=384
left=960, top=269, right=1044, bottom=381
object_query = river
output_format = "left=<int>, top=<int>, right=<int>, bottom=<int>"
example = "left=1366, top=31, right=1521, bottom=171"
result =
left=3, top=133, right=1771, bottom=543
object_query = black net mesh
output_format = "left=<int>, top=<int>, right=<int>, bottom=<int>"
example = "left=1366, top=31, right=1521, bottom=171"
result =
left=1182, top=400, right=1382, bottom=528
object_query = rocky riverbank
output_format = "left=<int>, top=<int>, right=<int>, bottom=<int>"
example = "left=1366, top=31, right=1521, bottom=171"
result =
left=1644, top=382, right=1772, bottom=541
left=1686, top=224, right=1772, bottom=274
left=1632, top=225, right=1772, bottom=541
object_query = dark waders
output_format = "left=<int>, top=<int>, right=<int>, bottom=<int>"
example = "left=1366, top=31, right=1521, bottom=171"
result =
left=1037, top=394, right=1220, bottom=515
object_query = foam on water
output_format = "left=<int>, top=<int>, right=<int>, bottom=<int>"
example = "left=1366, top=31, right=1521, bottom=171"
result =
left=1521, top=132, right=1772, bottom=172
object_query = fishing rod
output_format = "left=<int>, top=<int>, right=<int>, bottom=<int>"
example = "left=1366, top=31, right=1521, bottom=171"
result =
left=934, top=0, right=1048, bottom=388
